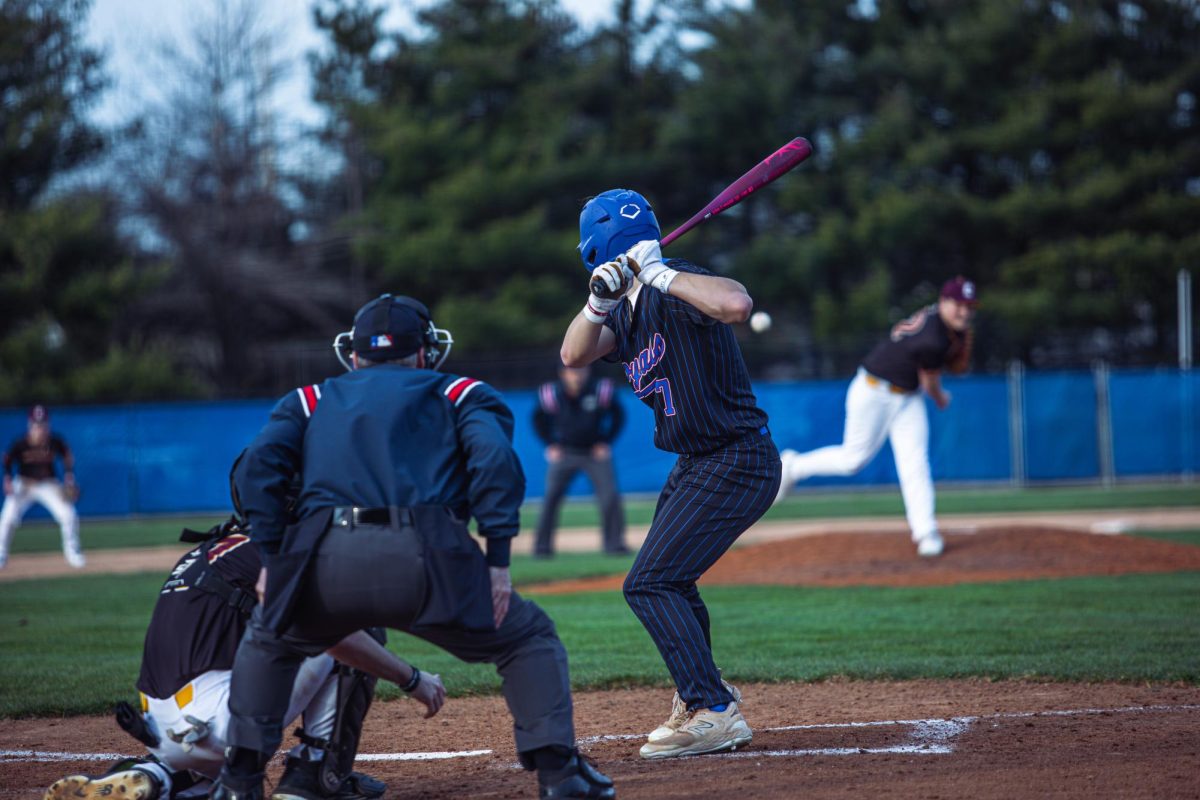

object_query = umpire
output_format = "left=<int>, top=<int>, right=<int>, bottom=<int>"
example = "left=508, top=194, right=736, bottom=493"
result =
left=213, top=295, right=614, bottom=800
left=533, top=365, right=628, bottom=557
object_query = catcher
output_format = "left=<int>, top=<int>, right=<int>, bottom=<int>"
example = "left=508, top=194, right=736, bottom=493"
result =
left=1, top=405, right=84, bottom=569
left=775, top=276, right=978, bottom=557
left=44, top=508, right=445, bottom=800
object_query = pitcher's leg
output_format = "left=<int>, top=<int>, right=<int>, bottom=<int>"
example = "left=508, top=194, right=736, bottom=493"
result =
left=889, top=396, right=939, bottom=547
left=783, top=372, right=897, bottom=482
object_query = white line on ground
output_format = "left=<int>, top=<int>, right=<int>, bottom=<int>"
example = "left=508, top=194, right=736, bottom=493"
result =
left=353, top=750, right=493, bottom=761
left=4, top=704, right=1197, bottom=765
left=0, top=751, right=130, bottom=763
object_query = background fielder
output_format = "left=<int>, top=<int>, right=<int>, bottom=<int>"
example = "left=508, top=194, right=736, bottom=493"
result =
left=532, top=363, right=628, bottom=557
left=1, top=405, right=83, bottom=569
left=775, top=277, right=978, bottom=557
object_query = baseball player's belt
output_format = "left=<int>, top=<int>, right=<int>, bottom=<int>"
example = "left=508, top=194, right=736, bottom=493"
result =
left=864, top=373, right=914, bottom=395
left=332, top=506, right=413, bottom=528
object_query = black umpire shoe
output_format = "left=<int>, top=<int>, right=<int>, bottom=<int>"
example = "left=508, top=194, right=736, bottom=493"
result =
left=271, top=757, right=386, bottom=800
left=538, top=752, right=616, bottom=799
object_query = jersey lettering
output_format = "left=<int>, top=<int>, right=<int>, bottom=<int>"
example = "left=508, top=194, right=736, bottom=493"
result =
left=635, top=378, right=677, bottom=416
left=623, top=333, right=676, bottom=416
left=623, top=333, right=667, bottom=390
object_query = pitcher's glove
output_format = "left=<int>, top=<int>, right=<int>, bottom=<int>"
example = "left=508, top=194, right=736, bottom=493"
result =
left=62, top=481, right=81, bottom=503
left=945, top=327, right=973, bottom=375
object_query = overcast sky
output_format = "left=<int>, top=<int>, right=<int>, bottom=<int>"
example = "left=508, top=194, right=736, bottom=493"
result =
left=85, top=0, right=626, bottom=129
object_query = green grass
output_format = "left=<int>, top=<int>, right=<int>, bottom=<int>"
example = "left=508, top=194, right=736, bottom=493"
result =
left=3, top=568, right=1198, bottom=718
left=9, top=481, right=1199, bottom=555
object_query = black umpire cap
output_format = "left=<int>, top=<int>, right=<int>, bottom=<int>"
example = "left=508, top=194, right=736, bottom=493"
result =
left=350, top=294, right=432, bottom=361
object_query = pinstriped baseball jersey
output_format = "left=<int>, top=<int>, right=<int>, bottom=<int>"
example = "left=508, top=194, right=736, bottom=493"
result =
left=603, top=259, right=768, bottom=455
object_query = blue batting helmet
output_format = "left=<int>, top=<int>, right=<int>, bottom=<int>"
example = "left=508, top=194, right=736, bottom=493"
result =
left=577, top=189, right=661, bottom=270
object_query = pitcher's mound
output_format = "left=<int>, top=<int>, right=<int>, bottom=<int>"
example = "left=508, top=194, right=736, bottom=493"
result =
left=529, top=527, right=1200, bottom=594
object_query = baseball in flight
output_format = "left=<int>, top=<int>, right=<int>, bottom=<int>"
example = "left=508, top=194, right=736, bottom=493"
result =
left=750, top=311, right=772, bottom=333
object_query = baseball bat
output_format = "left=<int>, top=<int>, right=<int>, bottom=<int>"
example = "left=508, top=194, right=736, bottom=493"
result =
left=590, top=136, right=813, bottom=298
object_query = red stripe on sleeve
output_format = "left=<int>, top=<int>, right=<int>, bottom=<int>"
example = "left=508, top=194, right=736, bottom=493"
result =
left=445, top=377, right=481, bottom=405
left=302, top=385, right=319, bottom=415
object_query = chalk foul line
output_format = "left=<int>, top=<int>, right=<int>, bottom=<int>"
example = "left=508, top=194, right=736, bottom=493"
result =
left=3, top=703, right=1196, bottom=765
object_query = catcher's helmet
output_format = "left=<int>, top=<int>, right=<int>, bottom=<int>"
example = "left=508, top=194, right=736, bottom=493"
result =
left=333, top=294, right=453, bottom=372
left=577, top=189, right=661, bottom=270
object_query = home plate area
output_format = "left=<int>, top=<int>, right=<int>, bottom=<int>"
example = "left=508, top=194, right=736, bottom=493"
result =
left=3, top=681, right=1199, bottom=799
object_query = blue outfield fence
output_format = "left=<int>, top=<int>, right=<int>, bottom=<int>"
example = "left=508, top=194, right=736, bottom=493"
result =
left=1, top=367, right=1196, bottom=518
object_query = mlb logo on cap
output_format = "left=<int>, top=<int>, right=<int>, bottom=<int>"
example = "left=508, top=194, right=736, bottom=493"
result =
left=371, top=334, right=393, bottom=349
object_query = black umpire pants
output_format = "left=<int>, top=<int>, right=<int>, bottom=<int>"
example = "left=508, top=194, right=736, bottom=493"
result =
left=226, top=523, right=574, bottom=759
left=534, top=449, right=626, bottom=556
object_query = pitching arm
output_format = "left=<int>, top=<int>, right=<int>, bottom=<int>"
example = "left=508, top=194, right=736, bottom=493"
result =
left=918, top=369, right=951, bottom=410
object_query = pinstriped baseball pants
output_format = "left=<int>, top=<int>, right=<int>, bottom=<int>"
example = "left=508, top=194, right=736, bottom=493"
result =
left=622, top=431, right=781, bottom=710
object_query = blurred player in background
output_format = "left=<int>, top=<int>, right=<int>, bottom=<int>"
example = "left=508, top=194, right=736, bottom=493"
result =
left=44, top=512, right=440, bottom=800
left=532, top=363, right=628, bottom=557
left=1, top=404, right=83, bottom=568
left=561, top=189, right=780, bottom=760
left=775, top=277, right=978, bottom=557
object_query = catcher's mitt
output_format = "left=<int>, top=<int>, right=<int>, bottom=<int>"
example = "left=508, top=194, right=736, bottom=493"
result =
left=945, top=326, right=973, bottom=375
left=62, top=482, right=81, bottom=503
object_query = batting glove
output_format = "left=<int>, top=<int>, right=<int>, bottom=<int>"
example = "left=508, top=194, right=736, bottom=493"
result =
left=583, top=260, right=632, bottom=323
left=627, top=239, right=678, bottom=293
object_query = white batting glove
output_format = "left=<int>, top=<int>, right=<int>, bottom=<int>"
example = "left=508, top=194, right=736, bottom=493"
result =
left=583, top=260, right=632, bottom=323
left=627, top=239, right=678, bottom=293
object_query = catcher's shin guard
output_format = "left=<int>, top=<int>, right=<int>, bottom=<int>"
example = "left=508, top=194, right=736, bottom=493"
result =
left=293, top=628, right=386, bottom=795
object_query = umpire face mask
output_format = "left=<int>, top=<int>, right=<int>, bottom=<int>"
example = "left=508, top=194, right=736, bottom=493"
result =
left=333, top=294, right=454, bottom=372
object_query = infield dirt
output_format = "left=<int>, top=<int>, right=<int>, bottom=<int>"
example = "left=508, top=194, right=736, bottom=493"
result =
left=3, top=680, right=1198, bottom=799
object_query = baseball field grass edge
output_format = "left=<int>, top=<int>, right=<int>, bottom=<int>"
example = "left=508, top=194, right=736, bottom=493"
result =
left=7, top=482, right=1198, bottom=555
left=2, top=570, right=1197, bottom=718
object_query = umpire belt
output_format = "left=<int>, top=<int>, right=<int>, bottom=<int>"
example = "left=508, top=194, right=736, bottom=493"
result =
left=331, top=506, right=414, bottom=528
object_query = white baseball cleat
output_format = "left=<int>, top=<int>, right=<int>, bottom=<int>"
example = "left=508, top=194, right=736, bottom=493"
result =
left=647, top=680, right=743, bottom=742
left=916, top=531, right=944, bottom=558
left=773, top=450, right=799, bottom=505
left=640, top=702, right=753, bottom=759
left=66, top=550, right=86, bottom=569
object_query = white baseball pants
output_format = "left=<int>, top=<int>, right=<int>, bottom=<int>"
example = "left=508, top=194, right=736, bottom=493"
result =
left=139, top=654, right=338, bottom=796
left=782, top=368, right=938, bottom=541
left=0, top=478, right=82, bottom=564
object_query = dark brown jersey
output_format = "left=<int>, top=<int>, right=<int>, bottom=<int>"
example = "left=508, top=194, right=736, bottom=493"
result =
left=4, top=435, right=71, bottom=481
left=860, top=306, right=956, bottom=391
left=136, top=532, right=261, bottom=699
